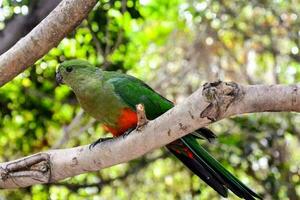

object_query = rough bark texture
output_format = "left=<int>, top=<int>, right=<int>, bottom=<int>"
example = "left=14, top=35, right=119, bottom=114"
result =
left=0, top=0, right=61, bottom=55
left=0, top=82, right=299, bottom=189
left=0, top=0, right=97, bottom=87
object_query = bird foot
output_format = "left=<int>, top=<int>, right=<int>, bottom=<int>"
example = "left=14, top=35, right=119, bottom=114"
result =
left=122, top=127, right=135, bottom=139
left=89, top=137, right=113, bottom=150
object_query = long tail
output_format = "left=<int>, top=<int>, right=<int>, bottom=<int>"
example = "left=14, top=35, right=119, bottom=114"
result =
left=167, top=135, right=261, bottom=200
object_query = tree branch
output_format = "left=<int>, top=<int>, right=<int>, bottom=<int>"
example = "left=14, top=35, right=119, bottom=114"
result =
left=0, top=0, right=97, bottom=87
left=54, top=153, right=168, bottom=192
left=0, top=0, right=61, bottom=55
left=0, top=81, right=299, bottom=188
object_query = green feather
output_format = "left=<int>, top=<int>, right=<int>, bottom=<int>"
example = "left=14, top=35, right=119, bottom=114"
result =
left=107, top=74, right=173, bottom=119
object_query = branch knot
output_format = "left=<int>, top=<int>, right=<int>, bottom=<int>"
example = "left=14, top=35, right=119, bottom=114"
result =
left=200, top=81, right=240, bottom=121
left=0, top=153, right=51, bottom=186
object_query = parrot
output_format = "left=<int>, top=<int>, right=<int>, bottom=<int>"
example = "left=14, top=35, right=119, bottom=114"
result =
left=56, top=59, right=261, bottom=199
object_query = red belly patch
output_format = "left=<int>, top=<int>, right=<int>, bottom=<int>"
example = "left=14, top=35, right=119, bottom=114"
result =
left=103, top=108, right=138, bottom=137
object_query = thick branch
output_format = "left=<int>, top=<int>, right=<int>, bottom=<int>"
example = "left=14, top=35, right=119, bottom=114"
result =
left=0, top=82, right=299, bottom=188
left=0, top=0, right=97, bottom=87
left=0, top=0, right=61, bottom=55
left=54, top=153, right=168, bottom=192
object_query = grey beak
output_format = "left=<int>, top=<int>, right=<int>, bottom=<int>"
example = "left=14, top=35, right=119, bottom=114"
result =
left=56, top=71, right=63, bottom=84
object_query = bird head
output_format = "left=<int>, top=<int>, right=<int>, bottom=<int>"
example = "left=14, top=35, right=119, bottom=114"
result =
left=56, top=59, right=98, bottom=88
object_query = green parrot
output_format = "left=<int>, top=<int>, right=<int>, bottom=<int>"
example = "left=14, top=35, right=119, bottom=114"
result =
left=56, top=59, right=261, bottom=199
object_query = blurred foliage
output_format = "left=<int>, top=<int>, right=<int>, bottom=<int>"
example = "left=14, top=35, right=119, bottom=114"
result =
left=0, top=0, right=300, bottom=199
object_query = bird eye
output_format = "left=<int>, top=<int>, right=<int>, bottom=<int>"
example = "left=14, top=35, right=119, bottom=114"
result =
left=66, top=66, right=73, bottom=73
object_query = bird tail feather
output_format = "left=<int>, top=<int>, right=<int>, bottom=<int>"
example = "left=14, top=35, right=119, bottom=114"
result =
left=167, top=135, right=261, bottom=200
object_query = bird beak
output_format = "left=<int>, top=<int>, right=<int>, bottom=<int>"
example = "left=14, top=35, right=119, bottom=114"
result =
left=56, top=71, right=64, bottom=85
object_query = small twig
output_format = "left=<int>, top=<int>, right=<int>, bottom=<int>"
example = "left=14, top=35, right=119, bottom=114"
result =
left=52, top=109, right=97, bottom=149
left=102, top=0, right=127, bottom=70
left=110, top=0, right=126, bottom=54
left=104, top=16, right=111, bottom=58
left=136, top=104, right=149, bottom=131
left=86, top=21, right=105, bottom=56
left=217, top=37, right=255, bottom=84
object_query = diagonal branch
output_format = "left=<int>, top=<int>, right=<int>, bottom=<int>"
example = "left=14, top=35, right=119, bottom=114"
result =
left=0, top=0, right=98, bottom=87
left=0, top=0, right=61, bottom=55
left=0, top=81, right=299, bottom=189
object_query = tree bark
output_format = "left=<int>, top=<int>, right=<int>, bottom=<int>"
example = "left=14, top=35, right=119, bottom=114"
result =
left=0, top=0, right=61, bottom=55
left=0, top=0, right=97, bottom=87
left=0, top=82, right=299, bottom=189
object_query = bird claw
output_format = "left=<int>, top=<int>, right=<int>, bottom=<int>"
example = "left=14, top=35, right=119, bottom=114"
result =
left=122, top=127, right=135, bottom=139
left=89, top=127, right=136, bottom=150
left=89, top=137, right=113, bottom=150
